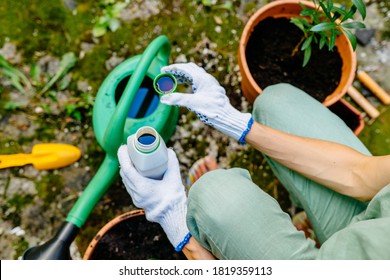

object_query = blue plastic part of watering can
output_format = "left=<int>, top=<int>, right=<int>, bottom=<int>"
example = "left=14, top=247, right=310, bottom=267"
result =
left=127, top=88, right=159, bottom=119
left=92, top=54, right=179, bottom=147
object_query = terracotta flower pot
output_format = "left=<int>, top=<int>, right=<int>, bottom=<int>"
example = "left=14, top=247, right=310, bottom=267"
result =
left=329, top=99, right=364, bottom=135
left=238, top=0, right=357, bottom=106
left=83, top=209, right=185, bottom=260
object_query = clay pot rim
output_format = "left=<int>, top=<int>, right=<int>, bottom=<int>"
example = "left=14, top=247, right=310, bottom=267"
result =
left=336, top=99, right=365, bottom=135
left=83, top=209, right=145, bottom=260
left=238, top=0, right=357, bottom=106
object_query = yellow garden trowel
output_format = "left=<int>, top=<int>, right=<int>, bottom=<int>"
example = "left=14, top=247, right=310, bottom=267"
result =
left=0, top=143, right=81, bottom=170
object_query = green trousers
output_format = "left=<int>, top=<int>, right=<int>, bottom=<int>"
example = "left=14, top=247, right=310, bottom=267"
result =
left=186, top=83, right=390, bottom=259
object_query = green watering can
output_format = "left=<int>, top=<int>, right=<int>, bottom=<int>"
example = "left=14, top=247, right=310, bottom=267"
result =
left=23, top=35, right=179, bottom=259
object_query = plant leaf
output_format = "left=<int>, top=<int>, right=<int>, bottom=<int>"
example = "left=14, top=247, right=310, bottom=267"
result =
left=342, top=28, right=357, bottom=50
left=290, top=18, right=306, bottom=32
left=300, top=8, right=316, bottom=17
left=0, top=54, right=32, bottom=94
left=108, top=18, right=120, bottom=32
left=4, top=101, right=24, bottom=110
left=213, top=1, right=234, bottom=11
left=201, top=0, right=213, bottom=7
left=342, top=21, right=366, bottom=29
left=331, top=6, right=348, bottom=18
left=319, top=36, right=327, bottom=49
left=329, top=29, right=336, bottom=50
left=30, top=63, right=42, bottom=86
left=112, top=2, right=127, bottom=16
left=319, top=1, right=332, bottom=20
left=1, top=68, right=27, bottom=94
left=341, top=5, right=357, bottom=22
left=311, top=22, right=337, bottom=32
left=327, top=0, right=333, bottom=12
left=92, top=25, right=107, bottom=37
left=301, top=35, right=313, bottom=51
left=302, top=45, right=312, bottom=67
left=352, top=0, right=366, bottom=20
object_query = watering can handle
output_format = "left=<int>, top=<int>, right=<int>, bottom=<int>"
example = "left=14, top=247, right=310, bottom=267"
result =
left=102, top=35, right=171, bottom=156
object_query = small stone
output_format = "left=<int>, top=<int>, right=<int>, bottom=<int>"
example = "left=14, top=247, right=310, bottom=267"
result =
left=10, top=226, right=25, bottom=236
left=356, top=29, right=376, bottom=46
left=7, top=177, right=37, bottom=198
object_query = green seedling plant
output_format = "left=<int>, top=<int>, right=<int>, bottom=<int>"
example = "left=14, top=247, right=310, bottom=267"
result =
left=0, top=52, right=76, bottom=96
left=290, top=0, right=366, bottom=66
left=0, top=54, right=32, bottom=94
left=39, top=52, right=77, bottom=95
left=92, top=0, right=128, bottom=37
left=201, top=0, right=234, bottom=11
left=65, top=92, right=95, bottom=121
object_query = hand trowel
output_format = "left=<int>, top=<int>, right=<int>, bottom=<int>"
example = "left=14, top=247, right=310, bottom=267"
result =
left=0, top=143, right=81, bottom=170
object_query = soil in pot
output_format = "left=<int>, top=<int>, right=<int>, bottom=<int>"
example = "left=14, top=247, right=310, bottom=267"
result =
left=89, top=214, right=186, bottom=260
left=246, top=17, right=342, bottom=103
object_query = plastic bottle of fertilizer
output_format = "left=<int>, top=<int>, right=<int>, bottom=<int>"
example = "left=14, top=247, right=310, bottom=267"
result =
left=127, top=126, right=168, bottom=180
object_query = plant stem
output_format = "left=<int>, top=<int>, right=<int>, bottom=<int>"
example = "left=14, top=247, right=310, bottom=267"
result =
left=291, top=35, right=306, bottom=57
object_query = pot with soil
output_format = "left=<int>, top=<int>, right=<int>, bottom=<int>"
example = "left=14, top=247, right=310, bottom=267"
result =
left=238, top=0, right=358, bottom=106
left=83, top=209, right=186, bottom=260
left=328, top=99, right=364, bottom=135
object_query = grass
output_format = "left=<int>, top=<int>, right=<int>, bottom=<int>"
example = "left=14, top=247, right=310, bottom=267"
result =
left=358, top=107, right=390, bottom=155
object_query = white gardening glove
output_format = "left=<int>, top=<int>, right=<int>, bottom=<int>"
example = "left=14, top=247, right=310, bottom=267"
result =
left=117, top=145, right=191, bottom=252
left=160, top=62, right=253, bottom=144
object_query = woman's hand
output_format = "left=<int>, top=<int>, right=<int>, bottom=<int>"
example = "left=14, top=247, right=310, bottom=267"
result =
left=118, top=145, right=190, bottom=251
left=160, top=62, right=253, bottom=144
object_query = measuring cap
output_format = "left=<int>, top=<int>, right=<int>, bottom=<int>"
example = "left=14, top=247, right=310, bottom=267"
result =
left=153, top=73, right=177, bottom=95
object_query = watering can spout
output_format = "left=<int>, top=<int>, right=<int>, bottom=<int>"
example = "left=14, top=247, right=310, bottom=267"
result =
left=22, top=222, right=79, bottom=260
